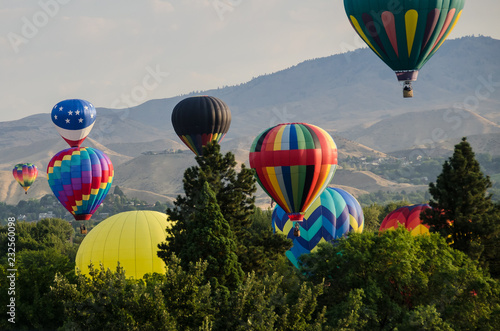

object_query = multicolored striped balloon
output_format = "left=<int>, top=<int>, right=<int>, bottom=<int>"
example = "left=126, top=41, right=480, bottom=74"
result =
left=47, top=147, right=114, bottom=221
left=171, top=96, right=231, bottom=156
left=272, top=187, right=364, bottom=268
left=12, top=163, right=38, bottom=194
left=250, top=123, right=338, bottom=221
left=379, top=204, right=431, bottom=236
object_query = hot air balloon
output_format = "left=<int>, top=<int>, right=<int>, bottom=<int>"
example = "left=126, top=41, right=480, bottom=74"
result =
left=171, top=96, right=231, bottom=155
left=273, top=187, right=364, bottom=268
left=47, top=147, right=113, bottom=221
left=379, top=204, right=431, bottom=236
left=76, top=210, right=174, bottom=278
left=12, top=163, right=38, bottom=194
left=250, top=123, right=338, bottom=221
left=343, top=0, right=465, bottom=97
left=51, top=99, right=97, bottom=147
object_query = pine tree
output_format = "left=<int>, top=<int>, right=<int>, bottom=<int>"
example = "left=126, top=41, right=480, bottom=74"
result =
left=158, top=141, right=292, bottom=275
left=168, top=142, right=256, bottom=235
left=113, top=185, right=125, bottom=197
left=422, top=137, right=500, bottom=263
left=178, top=181, right=244, bottom=289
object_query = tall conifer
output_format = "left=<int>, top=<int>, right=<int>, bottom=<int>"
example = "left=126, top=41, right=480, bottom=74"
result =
left=422, top=137, right=500, bottom=264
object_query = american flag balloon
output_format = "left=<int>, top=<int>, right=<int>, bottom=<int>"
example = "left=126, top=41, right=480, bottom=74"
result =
left=51, top=99, right=96, bottom=147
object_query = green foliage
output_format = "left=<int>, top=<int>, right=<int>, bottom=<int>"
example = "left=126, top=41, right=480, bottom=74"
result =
left=159, top=255, right=214, bottom=329
left=0, top=218, right=74, bottom=254
left=51, top=254, right=328, bottom=330
left=422, top=138, right=500, bottom=270
left=300, top=228, right=500, bottom=330
left=113, top=185, right=125, bottom=197
left=52, top=264, right=177, bottom=330
left=357, top=190, right=429, bottom=206
left=159, top=142, right=291, bottom=278
left=237, top=208, right=293, bottom=277
left=398, top=305, right=453, bottom=331
left=165, top=181, right=244, bottom=289
left=168, top=142, right=256, bottom=235
left=14, top=249, right=74, bottom=329
left=342, top=155, right=446, bottom=185
left=362, top=204, right=384, bottom=232
left=0, top=218, right=76, bottom=330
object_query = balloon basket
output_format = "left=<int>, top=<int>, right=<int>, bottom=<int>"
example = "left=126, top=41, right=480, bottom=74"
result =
left=403, top=89, right=414, bottom=98
left=403, top=81, right=413, bottom=98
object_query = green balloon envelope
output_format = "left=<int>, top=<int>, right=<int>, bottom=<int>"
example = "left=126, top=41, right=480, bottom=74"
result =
left=343, top=0, right=465, bottom=82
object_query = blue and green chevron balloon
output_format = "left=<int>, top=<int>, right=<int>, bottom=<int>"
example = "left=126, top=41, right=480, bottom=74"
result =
left=272, top=187, right=364, bottom=268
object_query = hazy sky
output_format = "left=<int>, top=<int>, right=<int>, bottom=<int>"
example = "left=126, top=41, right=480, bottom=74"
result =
left=0, top=0, right=498, bottom=122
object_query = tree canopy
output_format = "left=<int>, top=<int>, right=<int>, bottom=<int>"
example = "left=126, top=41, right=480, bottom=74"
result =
left=300, top=228, right=500, bottom=330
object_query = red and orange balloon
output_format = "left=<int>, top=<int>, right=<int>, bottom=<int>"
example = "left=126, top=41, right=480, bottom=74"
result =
left=379, top=204, right=431, bottom=236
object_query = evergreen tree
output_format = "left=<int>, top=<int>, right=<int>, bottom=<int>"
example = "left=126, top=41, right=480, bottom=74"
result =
left=113, top=185, right=125, bottom=197
left=422, top=137, right=500, bottom=264
left=178, top=181, right=244, bottom=289
left=158, top=142, right=291, bottom=275
left=170, top=142, right=256, bottom=235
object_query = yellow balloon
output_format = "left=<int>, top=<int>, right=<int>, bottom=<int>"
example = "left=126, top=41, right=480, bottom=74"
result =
left=75, top=210, right=173, bottom=279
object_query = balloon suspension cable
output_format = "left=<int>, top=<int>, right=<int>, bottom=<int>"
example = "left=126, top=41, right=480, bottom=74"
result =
left=403, top=81, right=413, bottom=98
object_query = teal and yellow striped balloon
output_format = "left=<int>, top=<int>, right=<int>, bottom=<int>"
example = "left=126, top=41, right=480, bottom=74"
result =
left=272, top=187, right=364, bottom=268
left=344, top=0, right=465, bottom=93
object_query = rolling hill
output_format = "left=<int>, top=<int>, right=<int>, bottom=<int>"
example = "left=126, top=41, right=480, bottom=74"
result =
left=1, top=36, right=499, bottom=206
left=341, top=108, right=500, bottom=152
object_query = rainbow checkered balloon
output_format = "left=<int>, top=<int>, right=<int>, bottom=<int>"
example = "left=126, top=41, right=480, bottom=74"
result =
left=272, top=187, right=364, bottom=268
left=13, top=163, right=38, bottom=194
left=47, top=147, right=113, bottom=221
left=250, top=123, right=338, bottom=221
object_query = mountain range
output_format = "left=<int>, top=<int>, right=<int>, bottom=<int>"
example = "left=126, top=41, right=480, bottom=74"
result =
left=1, top=36, right=498, bottom=207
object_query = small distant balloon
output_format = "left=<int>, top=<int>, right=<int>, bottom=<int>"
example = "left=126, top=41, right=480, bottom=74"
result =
left=13, top=163, right=38, bottom=194
left=47, top=147, right=113, bottom=221
left=51, top=99, right=96, bottom=147
left=171, top=96, right=231, bottom=155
